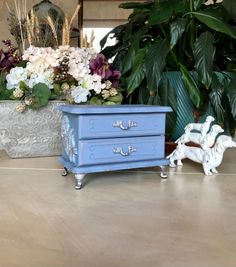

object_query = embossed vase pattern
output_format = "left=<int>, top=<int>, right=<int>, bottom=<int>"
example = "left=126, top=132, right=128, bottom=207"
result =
left=0, top=101, right=65, bottom=158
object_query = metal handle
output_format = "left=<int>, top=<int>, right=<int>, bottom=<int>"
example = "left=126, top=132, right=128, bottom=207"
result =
left=112, top=120, right=137, bottom=130
left=113, top=146, right=137, bottom=156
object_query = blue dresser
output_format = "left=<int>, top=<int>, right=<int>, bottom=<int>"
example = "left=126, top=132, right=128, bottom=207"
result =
left=58, top=105, right=172, bottom=189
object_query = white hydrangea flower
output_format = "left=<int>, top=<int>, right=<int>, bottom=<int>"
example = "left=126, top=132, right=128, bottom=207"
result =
left=6, top=67, right=28, bottom=89
left=91, top=74, right=106, bottom=94
left=66, top=47, right=97, bottom=81
left=26, top=58, right=50, bottom=74
left=71, top=86, right=90, bottom=103
left=22, top=45, right=41, bottom=61
left=80, top=75, right=95, bottom=90
left=23, top=46, right=60, bottom=67
left=26, top=69, right=54, bottom=89
left=13, top=88, right=24, bottom=98
left=68, top=62, right=90, bottom=80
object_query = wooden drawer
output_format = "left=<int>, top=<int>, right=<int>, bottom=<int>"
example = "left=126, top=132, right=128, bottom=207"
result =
left=78, top=136, right=165, bottom=166
left=78, top=113, right=166, bottom=139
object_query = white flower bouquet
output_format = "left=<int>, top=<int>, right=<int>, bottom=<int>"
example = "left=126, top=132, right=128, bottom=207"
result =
left=2, top=44, right=123, bottom=112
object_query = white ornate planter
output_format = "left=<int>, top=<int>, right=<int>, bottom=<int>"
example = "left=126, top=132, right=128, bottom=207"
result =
left=0, top=100, right=65, bottom=158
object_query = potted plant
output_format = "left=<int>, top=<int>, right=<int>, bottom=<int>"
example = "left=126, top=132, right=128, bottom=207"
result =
left=0, top=0, right=123, bottom=158
left=0, top=43, right=123, bottom=158
left=100, top=0, right=236, bottom=139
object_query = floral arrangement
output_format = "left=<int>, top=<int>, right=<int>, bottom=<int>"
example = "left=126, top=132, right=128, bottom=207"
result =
left=0, top=43, right=122, bottom=112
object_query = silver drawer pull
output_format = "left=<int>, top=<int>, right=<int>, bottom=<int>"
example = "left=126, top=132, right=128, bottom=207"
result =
left=112, top=120, right=137, bottom=130
left=113, top=146, right=137, bottom=156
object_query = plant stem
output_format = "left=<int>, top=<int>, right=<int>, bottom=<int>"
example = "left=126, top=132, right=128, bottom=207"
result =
left=190, top=0, right=193, bottom=12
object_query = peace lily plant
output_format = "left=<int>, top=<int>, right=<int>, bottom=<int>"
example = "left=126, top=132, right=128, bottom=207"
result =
left=100, top=0, right=236, bottom=136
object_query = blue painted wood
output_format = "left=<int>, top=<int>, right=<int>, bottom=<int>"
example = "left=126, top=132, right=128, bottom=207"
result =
left=79, top=136, right=164, bottom=166
left=79, top=113, right=166, bottom=139
left=59, top=157, right=170, bottom=174
left=58, top=104, right=172, bottom=114
left=58, top=105, right=172, bottom=187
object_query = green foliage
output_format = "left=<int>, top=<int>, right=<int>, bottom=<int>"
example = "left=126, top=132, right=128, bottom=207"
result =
left=193, top=32, right=215, bottom=89
left=89, top=96, right=103, bottom=105
left=144, top=39, right=170, bottom=91
left=0, top=73, right=11, bottom=100
left=100, top=0, right=236, bottom=136
left=126, top=48, right=146, bottom=94
left=158, top=78, right=177, bottom=137
left=180, top=65, right=202, bottom=108
left=191, top=11, right=236, bottom=39
left=148, top=0, right=186, bottom=25
left=107, top=92, right=123, bottom=104
left=89, top=92, right=123, bottom=106
left=32, top=83, right=51, bottom=108
left=19, top=81, right=28, bottom=91
left=170, top=18, right=187, bottom=49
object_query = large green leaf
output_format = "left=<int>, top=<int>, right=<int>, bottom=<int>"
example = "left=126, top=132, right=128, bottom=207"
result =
left=209, top=74, right=225, bottom=123
left=193, top=0, right=204, bottom=11
left=158, top=78, right=177, bottom=136
left=149, top=0, right=185, bottom=25
left=122, top=25, right=149, bottom=75
left=0, top=88, right=12, bottom=100
left=159, top=78, right=177, bottom=113
left=223, top=0, right=236, bottom=22
left=193, top=31, right=215, bottom=89
left=144, top=39, right=170, bottom=91
left=32, top=83, right=51, bottom=107
left=180, top=64, right=202, bottom=108
left=126, top=48, right=147, bottom=95
left=227, top=76, right=236, bottom=120
left=101, top=43, right=127, bottom=59
left=170, top=18, right=187, bottom=49
left=136, top=82, right=150, bottom=104
left=190, top=11, right=236, bottom=39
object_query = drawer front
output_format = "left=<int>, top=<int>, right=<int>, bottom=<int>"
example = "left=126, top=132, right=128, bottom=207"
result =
left=79, top=113, right=166, bottom=139
left=78, top=136, right=165, bottom=166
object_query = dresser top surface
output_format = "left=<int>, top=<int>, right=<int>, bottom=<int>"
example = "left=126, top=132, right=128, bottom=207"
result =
left=58, top=104, right=172, bottom=114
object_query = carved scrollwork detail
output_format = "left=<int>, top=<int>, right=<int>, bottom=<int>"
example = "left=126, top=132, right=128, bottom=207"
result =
left=61, top=115, right=77, bottom=164
left=112, top=120, right=137, bottom=130
left=113, top=145, right=137, bottom=156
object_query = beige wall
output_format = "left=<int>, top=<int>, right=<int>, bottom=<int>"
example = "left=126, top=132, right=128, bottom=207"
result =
left=83, top=1, right=132, bottom=27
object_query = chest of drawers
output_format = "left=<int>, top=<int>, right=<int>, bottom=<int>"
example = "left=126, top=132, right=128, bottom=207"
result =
left=58, top=105, right=172, bottom=189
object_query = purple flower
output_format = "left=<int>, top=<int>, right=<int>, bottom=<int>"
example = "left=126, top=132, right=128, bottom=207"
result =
left=90, top=53, right=121, bottom=86
left=110, top=69, right=121, bottom=87
left=0, top=40, right=18, bottom=72
left=0, top=49, right=15, bottom=71
left=90, top=53, right=111, bottom=79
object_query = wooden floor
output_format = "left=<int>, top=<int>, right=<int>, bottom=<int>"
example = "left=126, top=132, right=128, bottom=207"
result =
left=0, top=149, right=236, bottom=267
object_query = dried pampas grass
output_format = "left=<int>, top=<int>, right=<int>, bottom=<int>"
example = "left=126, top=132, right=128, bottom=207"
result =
left=62, top=4, right=81, bottom=46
